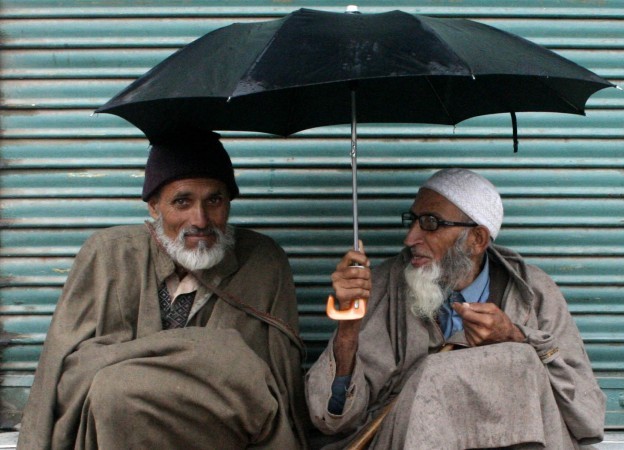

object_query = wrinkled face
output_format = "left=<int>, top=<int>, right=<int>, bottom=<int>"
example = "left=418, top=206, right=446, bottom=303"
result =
left=148, top=178, right=230, bottom=250
left=403, top=188, right=474, bottom=269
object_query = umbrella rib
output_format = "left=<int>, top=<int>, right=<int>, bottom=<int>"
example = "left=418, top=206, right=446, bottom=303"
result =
left=536, top=77, right=584, bottom=114
left=425, top=76, right=456, bottom=124
left=477, top=75, right=586, bottom=118
left=230, top=15, right=290, bottom=100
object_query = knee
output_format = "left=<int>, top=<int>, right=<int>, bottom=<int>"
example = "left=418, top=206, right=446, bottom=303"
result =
left=88, top=364, right=132, bottom=413
left=498, top=341, right=545, bottom=369
left=416, top=342, right=544, bottom=378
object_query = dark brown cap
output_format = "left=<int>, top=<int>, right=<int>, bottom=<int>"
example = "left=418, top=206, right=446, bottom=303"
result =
left=142, top=131, right=239, bottom=201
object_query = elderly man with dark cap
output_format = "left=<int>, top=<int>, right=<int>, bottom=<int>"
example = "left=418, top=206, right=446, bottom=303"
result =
left=306, top=168, right=605, bottom=449
left=18, top=133, right=309, bottom=450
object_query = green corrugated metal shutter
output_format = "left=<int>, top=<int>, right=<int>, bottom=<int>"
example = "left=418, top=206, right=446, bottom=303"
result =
left=1, top=0, right=623, bottom=430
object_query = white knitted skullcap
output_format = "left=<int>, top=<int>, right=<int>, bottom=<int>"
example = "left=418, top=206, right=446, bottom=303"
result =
left=421, top=168, right=503, bottom=240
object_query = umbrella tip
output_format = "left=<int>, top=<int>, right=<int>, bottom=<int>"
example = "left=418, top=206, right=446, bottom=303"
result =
left=346, top=5, right=360, bottom=13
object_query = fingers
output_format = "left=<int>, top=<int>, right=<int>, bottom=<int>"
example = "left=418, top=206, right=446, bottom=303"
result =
left=462, top=317, right=494, bottom=346
left=452, top=302, right=521, bottom=345
left=336, top=249, right=370, bottom=270
left=453, top=303, right=493, bottom=327
left=331, top=268, right=371, bottom=305
left=332, top=248, right=371, bottom=307
left=453, top=301, right=495, bottom=315
left=462, top=325, right=481, bottom=347
left=452, top=304, right=487, bottom=346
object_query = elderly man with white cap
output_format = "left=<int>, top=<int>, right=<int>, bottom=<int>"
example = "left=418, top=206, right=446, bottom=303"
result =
left=306, top=168, right=605, bottom=449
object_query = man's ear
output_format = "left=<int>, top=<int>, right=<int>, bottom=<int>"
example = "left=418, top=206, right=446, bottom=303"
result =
left=471, top=225, right=491, bottom=254
left=147, top=198, right=160, bottom=220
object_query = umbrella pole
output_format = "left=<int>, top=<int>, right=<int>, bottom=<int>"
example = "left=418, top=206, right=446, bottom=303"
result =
left=351, top=88, right=360, bottom=252
left=325, top=86, right=368, bottom=321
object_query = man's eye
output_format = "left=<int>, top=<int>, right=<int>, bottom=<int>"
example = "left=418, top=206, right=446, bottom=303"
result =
left=173, top=198, right=190, bottom=207
left=207, top=195, right=224, bottom=205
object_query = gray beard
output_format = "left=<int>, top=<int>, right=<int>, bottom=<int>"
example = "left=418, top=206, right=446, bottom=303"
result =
left=404, top=230, right=474, bottom=321
left=152, top=216, right=235, bottom=272
left=404, top=262, right=445, bottom=321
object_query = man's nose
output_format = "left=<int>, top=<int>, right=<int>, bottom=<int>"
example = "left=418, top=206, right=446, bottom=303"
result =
left=190, top=203, right=210, bottom=228
left=403, top=221, right=425, bottom=247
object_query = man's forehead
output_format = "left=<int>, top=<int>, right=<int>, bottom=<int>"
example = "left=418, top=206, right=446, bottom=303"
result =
left=412, top=188, right=464, bottom=216
left=162, top=177, right=228, bottom=195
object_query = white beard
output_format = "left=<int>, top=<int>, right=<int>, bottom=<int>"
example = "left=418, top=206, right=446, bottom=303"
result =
left=153, top=216, right=235, bottom=272
left=404, top=229, right=475, bottom=321
left=404, top=263, right=446, bottom=321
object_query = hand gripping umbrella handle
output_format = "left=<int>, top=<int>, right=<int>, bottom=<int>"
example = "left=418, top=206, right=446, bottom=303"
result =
left=326, top=295, right=367, bottom=320
left=326, top=262, right=367, bottom=320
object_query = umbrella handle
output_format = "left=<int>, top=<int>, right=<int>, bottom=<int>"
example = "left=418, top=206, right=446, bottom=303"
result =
left=326, top=295, right=367, bottom=320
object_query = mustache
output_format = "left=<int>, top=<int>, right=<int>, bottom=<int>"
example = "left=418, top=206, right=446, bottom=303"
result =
left=152, top=216, right=235, bottom=271
left=180, top=226, right=219, bottom=238
left=410, top=249, right=432, bottom=258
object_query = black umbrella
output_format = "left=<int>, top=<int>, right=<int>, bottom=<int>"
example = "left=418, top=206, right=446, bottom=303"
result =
left=96, top=7, right=616, bottom=319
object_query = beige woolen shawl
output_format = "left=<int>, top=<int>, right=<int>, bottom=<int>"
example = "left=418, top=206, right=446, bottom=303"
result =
left=306, top=244, right=605, bottom=449
left=18, top=225, right=309, bottom=449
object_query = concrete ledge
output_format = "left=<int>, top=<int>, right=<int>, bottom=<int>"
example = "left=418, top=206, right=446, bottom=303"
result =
left=595, top=433, right=624, bottom=449
left=0, top=432, right=18, bottom=449
left=1, top=431, right=622, bottom=449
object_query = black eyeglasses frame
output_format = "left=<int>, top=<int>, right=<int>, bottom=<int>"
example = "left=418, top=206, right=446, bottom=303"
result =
left=401, top=211, right=478, bottom=231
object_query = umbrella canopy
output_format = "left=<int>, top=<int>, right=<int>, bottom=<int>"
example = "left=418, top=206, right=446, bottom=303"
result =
left=96, top=7, right=615, bottom=319
left=96, top=8, right=613, bottom=140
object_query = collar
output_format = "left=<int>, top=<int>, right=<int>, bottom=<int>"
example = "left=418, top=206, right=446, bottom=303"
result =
left=459, top=253, right=490, bottom=303
left=486, top=244, right=535, bottom=326
left=165, top=271, right=200, bottom=301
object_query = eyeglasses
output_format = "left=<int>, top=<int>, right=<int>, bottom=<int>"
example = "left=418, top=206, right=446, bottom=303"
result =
left=401, top=212, right=477, bottom=231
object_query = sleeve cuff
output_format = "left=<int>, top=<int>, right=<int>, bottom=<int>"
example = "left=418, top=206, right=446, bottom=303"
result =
left=328, top=375, right=352, bottom=415
left=516, top=323, right=560, bottom=364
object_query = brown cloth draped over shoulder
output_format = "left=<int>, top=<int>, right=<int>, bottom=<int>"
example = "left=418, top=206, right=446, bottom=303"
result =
left=18, top=225, right=309, bottom=450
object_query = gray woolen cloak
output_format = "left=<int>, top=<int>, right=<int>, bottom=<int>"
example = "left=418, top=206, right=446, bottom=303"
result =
left=306, top=244, right=605, bottom=449
left=18, top=224, right=309, bottom=450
